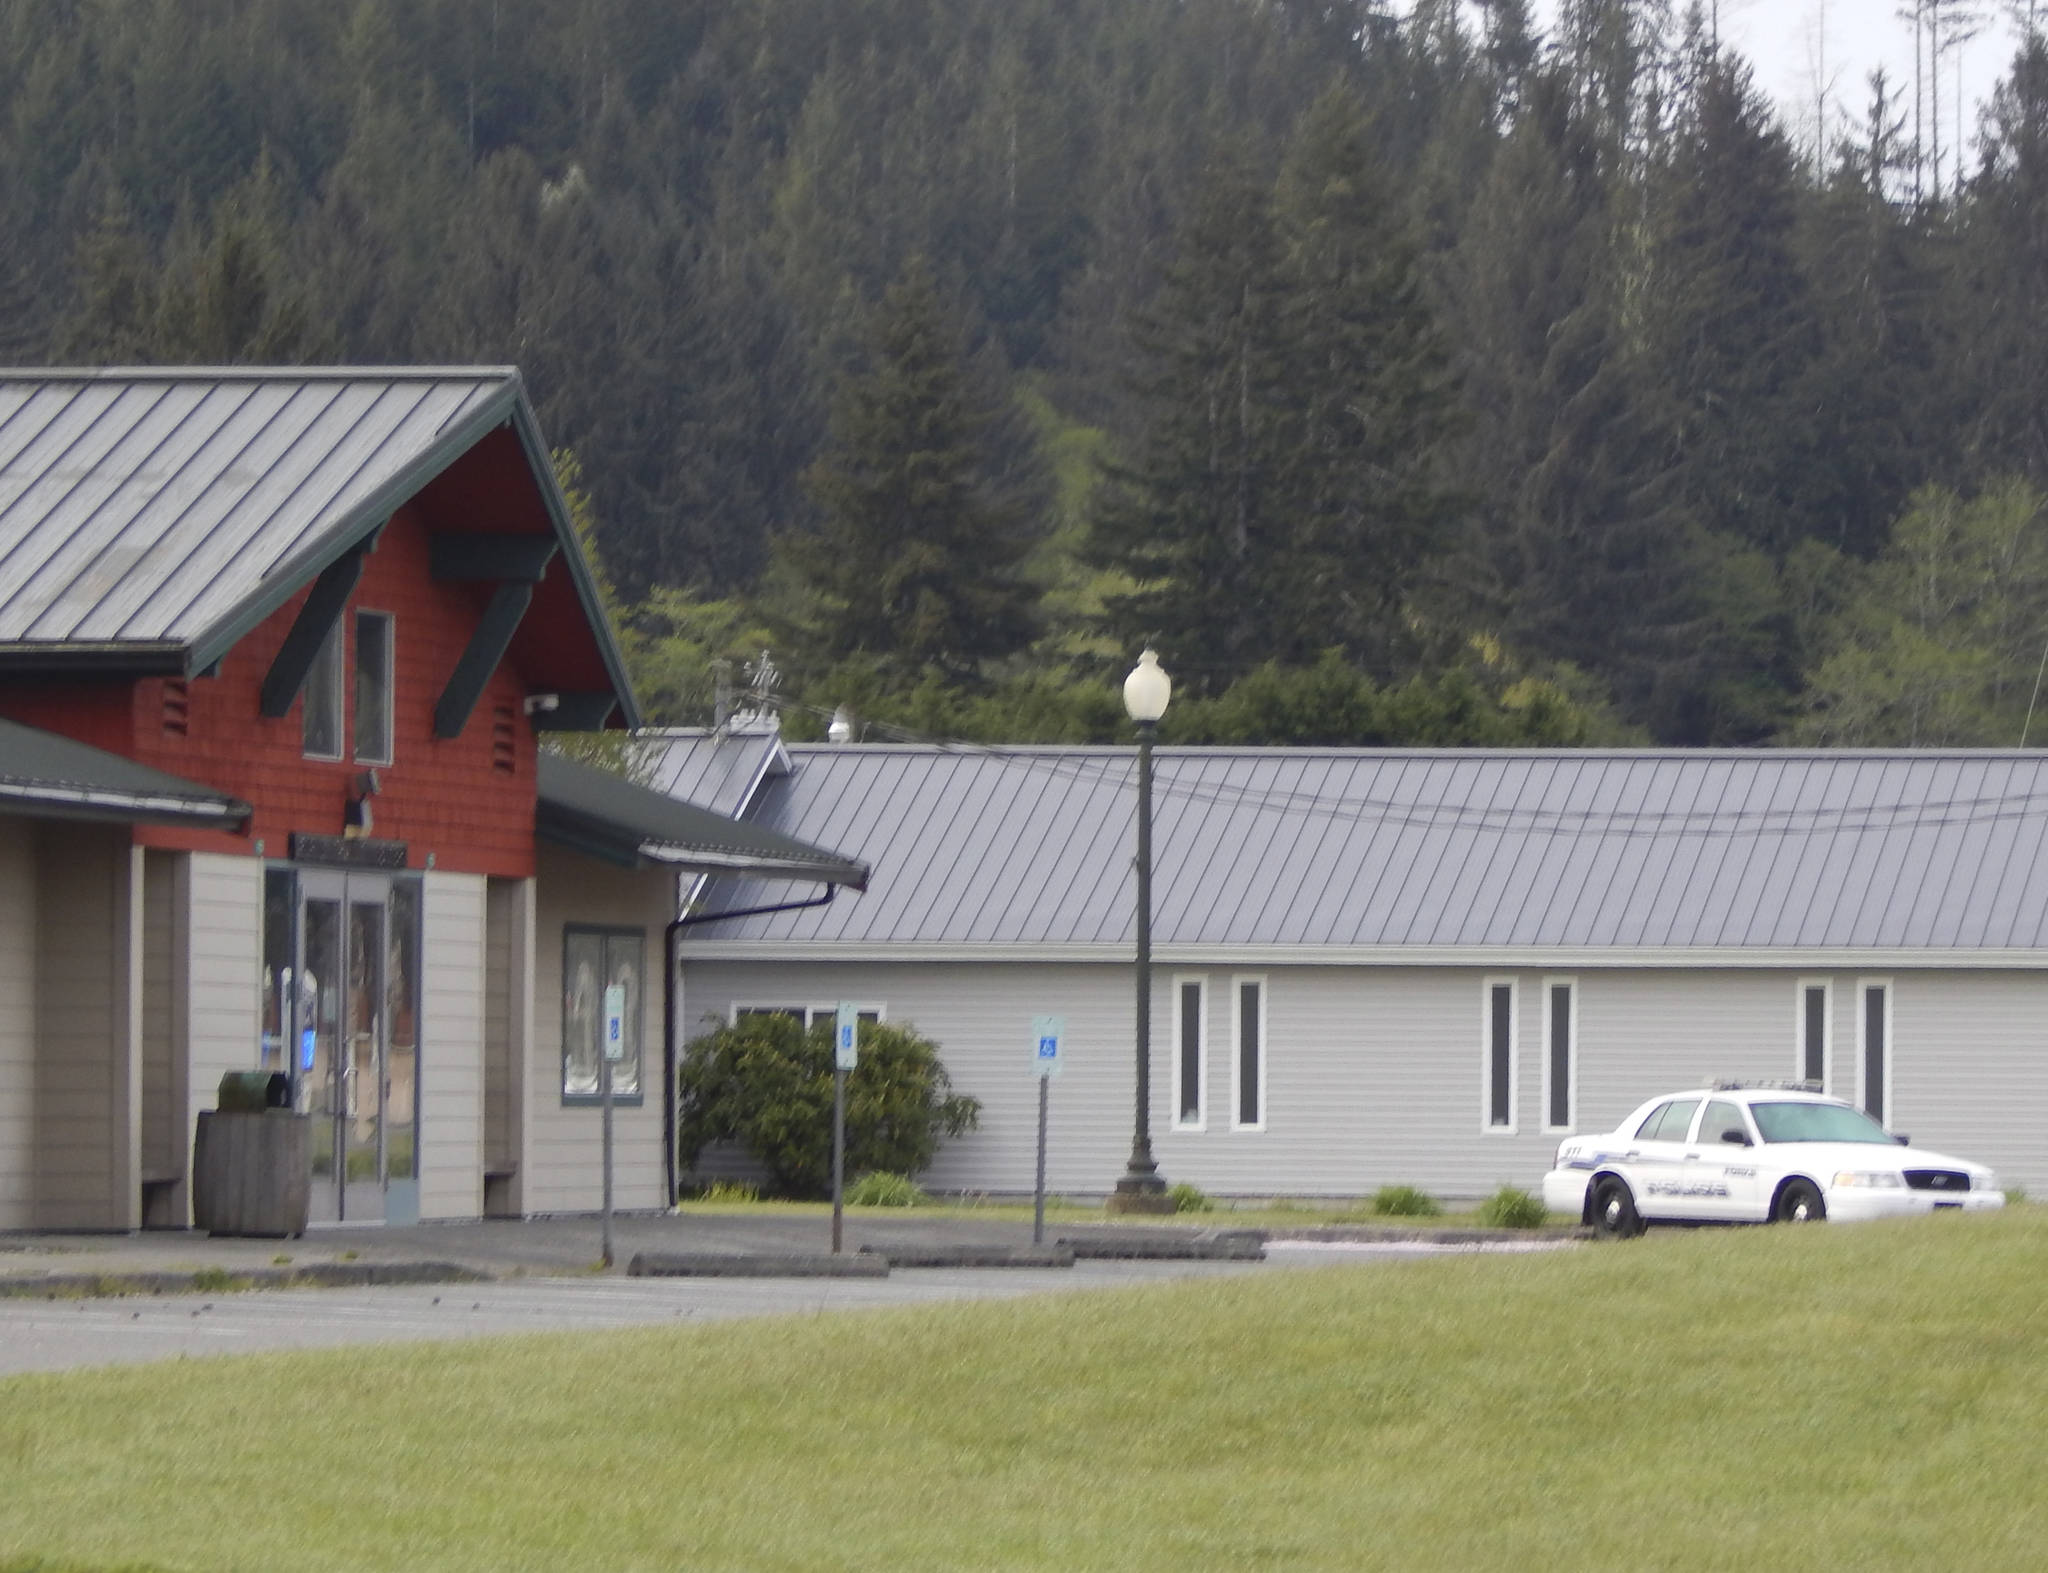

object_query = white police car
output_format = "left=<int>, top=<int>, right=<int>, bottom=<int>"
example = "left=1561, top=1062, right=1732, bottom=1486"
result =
left=1543, top=1082, right=2005, bottom=1238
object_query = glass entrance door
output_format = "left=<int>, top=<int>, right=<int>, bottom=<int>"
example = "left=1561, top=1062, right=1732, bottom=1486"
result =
left=294, top=870, right=422, bottom=1225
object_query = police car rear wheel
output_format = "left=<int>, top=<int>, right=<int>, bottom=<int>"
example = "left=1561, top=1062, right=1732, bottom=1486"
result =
left=1590, top=1177, right=1643, bottom=1240
left=1774, top=1178, right=1825, bottom=1224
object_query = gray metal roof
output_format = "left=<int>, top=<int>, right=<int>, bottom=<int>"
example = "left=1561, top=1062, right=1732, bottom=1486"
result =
left=0, top=716, right=249, bottom=826
left=640, top=725, right=787, bottom=819
left=676, top=744, right=2048, bottom=953
left=0, top=368, right=636, bottom=718
left=535, top=751, right=867, bottom=886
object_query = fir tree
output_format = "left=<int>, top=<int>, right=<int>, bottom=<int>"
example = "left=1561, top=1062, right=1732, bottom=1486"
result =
left=774, top=255, right=1041, bottom=679
left=1087, top=150, right=1291, bottom=692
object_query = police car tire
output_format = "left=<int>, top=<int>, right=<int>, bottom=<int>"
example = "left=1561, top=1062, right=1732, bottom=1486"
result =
left=1774, top=1178, right=1826, bottom=1224
left=1590, top=1177, right=1643, bottom=1240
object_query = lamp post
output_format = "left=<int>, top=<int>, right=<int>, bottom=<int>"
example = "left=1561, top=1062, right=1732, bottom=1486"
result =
left=1110, top=648, right=1174, bottom=1213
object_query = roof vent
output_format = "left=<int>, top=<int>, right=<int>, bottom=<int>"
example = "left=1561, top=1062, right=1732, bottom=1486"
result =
left=827, top=706, right=854, bottom=744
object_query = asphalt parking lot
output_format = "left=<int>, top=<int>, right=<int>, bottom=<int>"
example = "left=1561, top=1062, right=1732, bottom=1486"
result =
left=0, top=1215, right=1575, bottom=1375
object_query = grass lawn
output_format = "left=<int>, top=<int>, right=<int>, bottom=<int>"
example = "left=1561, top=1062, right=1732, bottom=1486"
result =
left=4, top=1209, right=2046, bottom=1571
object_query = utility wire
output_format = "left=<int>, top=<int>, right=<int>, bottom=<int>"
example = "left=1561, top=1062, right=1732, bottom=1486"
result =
left=690, top=693, right=2048, bottom=842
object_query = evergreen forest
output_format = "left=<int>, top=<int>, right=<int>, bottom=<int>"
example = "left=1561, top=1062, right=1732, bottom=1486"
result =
left=8, top=0, right=2048, bottom=749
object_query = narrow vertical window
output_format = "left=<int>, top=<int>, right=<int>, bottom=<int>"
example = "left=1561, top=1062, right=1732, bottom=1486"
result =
left=354, top=610, right=393, bottom=764
left=1544, top=978, right=1576, bottom=1131
left=1173, top=977, right=1205, bottom=1129
left=1860, top=980, right=1889, bottom=1125
left=301, top=621, right=343, bottom=760
left=1233, top=977, right=1265, bottom=1131
left=1800, top=981, right=1829, bottom=1088
left=1485, top=979, right=1516, bottom=1131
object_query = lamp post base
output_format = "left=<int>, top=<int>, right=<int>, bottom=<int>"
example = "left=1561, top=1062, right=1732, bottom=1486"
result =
left=1106, top=1171, right=1175, bottom=1215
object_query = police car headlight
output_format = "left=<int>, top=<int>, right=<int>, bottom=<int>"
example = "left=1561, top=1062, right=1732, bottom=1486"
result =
left=1976, top=1171, right=2000, bottom=1192
left=1832, top=1170, right=1905, bottom=1188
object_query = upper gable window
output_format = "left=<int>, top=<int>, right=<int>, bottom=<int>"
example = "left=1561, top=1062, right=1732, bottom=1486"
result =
left=302, top=623, right=344, bottom=760
left=354, top=611, right=394, bottom=765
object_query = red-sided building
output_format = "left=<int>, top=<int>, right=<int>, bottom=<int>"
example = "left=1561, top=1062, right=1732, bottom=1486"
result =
left=0, top=368, right=863, bottom=1231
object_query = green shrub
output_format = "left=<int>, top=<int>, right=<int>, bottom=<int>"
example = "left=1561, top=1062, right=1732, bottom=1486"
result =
left=1473, top=1185, right=1548, bottom=1229
left=1370, top=1184, right=1443, bottom=1218
left=1168, top=1181, right=1214, bottom=1213
left=844, top=1172, right=931, bottom=1207
left=677, top=1014, right=980, bottom=1198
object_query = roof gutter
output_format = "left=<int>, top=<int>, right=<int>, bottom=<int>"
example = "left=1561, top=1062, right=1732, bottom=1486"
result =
left=661, top=883, right=842, bottom=1204
left=0, top=781, right=251, bottom=826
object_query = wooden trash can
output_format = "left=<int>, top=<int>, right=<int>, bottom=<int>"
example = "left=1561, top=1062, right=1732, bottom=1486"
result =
left=192, top=1110, right=311, bottom=1237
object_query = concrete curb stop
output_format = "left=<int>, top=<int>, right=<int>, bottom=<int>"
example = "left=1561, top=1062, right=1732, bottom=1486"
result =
left=1058, top=1228, right=1267, bottom=1261
left=861, top=1244, right=1076, bottom=1269
left=627, top=1251, right=891, bottom=1279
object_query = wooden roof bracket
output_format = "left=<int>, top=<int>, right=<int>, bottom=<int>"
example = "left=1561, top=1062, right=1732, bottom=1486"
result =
left=429, top=531, right=562, bottom=740
left=257, top=534, right=375, bottom=718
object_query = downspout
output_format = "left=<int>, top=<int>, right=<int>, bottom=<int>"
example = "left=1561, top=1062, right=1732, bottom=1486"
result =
left=661, top=883, right=841, bottom=1203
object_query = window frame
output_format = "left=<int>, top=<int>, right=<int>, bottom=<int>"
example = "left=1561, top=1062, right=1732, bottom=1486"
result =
left=729, top=1003, right=885, bottom=1028
left=561, top=925, right=646, bottom=1107
left=300, top=619, right=345, bottom=761
left=1856, top=977, right=1892, bottom=1128
left=1797, top=977, right=1832, bottom=1092
left=1481, top=976, right=1518, bottom=1135
left=1230, top=974, right=1266, bottom=1133
left=352, top=608, right=395, bottom=766
left=1172, top=974, right=1206, bottom=1132
left=1541, top=976, right=1578, bottom=1134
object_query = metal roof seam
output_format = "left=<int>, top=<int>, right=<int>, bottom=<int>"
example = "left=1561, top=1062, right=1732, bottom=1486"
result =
left=1680, top=754, right=1772, bottom=947
left=1897, top=757, right=1978, bottom=947
left=1627, top=750, right=1718, bottom=948
left=32, top=382, right=230, bottom=640
left=136, top=378, right=352, bottom=639
left=89, top=380, right=285, bottom=640
left=0, top=381, right=138, bottom=622
left=185, top=379, right=514, bottom=671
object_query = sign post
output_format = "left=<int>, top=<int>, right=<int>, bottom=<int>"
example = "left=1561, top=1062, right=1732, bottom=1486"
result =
left=832, top=1003, right=859, bottom=1254
left=601, top=983, right=625, bottom=1268
left=1031, top=1016, right=1063, bottom=1245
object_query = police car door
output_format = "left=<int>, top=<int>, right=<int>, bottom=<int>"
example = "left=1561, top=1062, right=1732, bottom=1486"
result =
left=1625, top=1098, right=1700, bottom=1221
left=1684, top=1098, right=1765, bottom=1221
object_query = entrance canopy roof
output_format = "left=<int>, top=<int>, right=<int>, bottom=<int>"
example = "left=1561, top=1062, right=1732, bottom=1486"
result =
left=535, top=751, right=867, bottom=887
left=0, top=717, right=250, bottom=827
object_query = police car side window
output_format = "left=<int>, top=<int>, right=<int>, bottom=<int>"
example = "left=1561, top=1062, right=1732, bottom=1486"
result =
left=1698, top=1100, right=1749, bottom=1145
left=1636, top=1100, right=1699, bottom=1141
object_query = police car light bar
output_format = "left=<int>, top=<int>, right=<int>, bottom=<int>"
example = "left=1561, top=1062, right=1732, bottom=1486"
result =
left=1708, top=1078, right=1824, bottom=1093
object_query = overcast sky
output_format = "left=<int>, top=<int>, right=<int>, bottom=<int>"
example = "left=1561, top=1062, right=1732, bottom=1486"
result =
left=1523, top=1, right=2031, bottom=187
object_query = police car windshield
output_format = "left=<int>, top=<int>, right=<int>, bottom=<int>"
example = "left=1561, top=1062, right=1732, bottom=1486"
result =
left=1749, top=1101, right=1894, bottom=1144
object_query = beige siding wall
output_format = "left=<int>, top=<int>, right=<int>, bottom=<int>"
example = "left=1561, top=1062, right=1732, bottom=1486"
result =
left=528, top=847, right=670, bottom=1214
left=1892, top=971, right=2048, bottom=1192
left=0, top=820, right=36, bottom=1228
left=482, top=877, right=533, bottom=1216
left=34, top=825, right=141, bottom=1229
left=677, top=960, right=2048, bottom=1199
left=184, top=856, right=263, bottom=1197
left=419, top=872, right=487, bottom=1221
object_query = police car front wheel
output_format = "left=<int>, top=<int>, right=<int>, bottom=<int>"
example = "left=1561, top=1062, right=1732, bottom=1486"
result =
left=1590, top=1176, right=1644, bottom=1240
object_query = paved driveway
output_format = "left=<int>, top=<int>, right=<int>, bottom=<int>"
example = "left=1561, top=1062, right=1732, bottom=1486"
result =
left=0, top=1238, right=1566, bottom=1376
